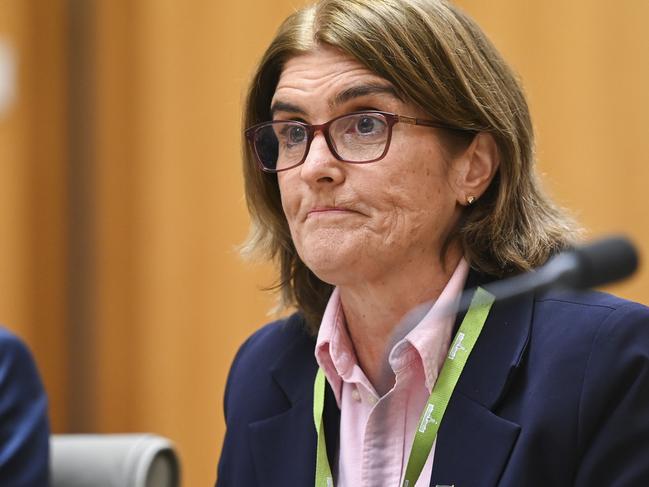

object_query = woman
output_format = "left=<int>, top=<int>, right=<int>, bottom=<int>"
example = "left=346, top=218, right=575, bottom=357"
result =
left=217, top=1, right=649, bottom=486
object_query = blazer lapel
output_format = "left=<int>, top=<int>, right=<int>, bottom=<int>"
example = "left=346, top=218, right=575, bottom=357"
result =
left=249, top=398, right=317, bottom=486
left=431, top=286, right=534, bottom=487
left=431, top=394, right=521, bottom=487
left=248, top=321, right=340, bottom=487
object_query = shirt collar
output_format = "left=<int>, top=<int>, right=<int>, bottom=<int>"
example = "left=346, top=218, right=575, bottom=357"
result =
left=315, top=287, right=349, bottom=404
left=315, top=258, right=470, bottom=401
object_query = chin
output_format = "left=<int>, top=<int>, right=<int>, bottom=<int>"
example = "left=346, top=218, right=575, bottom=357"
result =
left=302, top=258, right=347, bottom=286
left=293, top=229, right=370, bottom=284
left=299, top=247, right=360, bottom=287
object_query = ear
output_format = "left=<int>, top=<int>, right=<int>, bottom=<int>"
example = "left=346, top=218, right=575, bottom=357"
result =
left=452, top=132, right=500, bottom=206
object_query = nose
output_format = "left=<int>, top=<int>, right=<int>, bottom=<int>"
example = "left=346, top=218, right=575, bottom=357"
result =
left=299, top=131, right=345, bottom=186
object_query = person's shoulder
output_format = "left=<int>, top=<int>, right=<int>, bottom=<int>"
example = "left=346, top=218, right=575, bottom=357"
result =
left=0, top=327, right=43, bottom=389
left=536, top=287, right=647, bottom=311
left=244, top=312, right=312, bottom=348
left=232, top=312, right=314, bottom=371
left=222, top=312, right=316, bottom=423
left=0, top=326, right=29, bottom=354
left=0, top=327, right=50, bottom=486
left=535, top=288, right=648, bottom=322
left=224, top=313, right=314, bottom=396
left=538, top=291, right=649, bottom=481
left=531, top=288, right=649, bottom=345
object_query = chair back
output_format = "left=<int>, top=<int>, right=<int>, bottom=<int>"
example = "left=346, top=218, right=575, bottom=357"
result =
left=50, top=434, right=180, bottom=487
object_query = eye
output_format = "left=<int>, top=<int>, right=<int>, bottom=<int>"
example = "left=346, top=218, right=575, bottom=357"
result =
left=286, top=125, right=307, bottom=145
left=348, top=114, right=387, bottom=137
left=356, top=116, right=379, bottom=134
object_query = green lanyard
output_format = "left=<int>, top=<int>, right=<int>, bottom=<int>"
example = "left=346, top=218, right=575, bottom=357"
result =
left=313, top=286, right=495, bottom=487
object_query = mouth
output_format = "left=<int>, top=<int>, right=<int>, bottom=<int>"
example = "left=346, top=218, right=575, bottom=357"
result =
left=307, top=206, right=359, bottom=218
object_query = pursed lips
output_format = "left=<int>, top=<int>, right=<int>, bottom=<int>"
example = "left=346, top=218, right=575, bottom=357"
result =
left=306, top=206, right=361, bottom=218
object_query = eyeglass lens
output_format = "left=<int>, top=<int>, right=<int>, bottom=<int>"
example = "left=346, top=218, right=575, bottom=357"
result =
left=252, top=112, right=390, bottom=171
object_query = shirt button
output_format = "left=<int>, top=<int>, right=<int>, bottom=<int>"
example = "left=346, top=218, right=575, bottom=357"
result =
left=351, top=387, right=361, bottom=402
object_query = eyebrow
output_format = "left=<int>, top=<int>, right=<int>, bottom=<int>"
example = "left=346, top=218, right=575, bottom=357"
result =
left=270, top=101, right=307, bottom=118
left=270, top=82, right=402, bottom=118
left=331, top=83, right=402, bottom=108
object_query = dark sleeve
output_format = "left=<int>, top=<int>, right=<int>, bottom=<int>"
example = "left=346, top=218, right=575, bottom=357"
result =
left=575, top=303, right=649, bottom=486
left=0, top=329, right=50, bottom=487
left=216, top=331, right=257, bottom=487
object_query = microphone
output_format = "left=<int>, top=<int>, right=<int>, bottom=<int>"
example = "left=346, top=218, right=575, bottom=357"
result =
left=382, top=236, right=639, bottom=393
left=381, top=236, right=639, bottom=393
left=480, top=235, right=639, bottom=303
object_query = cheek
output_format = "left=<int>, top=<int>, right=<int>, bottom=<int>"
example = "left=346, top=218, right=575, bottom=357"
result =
left=277, top=174, right=299, bottom=223
left=401, top=142, right=456, bottom=203
left=366, top=159, right=456, bottom=240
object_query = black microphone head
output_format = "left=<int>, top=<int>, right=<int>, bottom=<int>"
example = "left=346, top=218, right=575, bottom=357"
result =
left=571, top=235, right=639, bottom=289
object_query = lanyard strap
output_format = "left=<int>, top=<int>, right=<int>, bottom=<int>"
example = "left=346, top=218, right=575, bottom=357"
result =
left=313, top=286, right=495, bottom=487
left=314, top=368, right=334, bottom=486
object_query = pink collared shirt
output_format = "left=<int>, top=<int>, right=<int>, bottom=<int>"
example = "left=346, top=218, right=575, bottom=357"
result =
left=315, top=258, right=469, bottom=487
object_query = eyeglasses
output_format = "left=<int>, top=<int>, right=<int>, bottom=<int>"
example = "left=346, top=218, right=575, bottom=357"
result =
left=244, top=110, right=471, bottom=173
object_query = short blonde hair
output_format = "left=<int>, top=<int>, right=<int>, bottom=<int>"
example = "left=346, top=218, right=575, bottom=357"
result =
left=241, top=0, right=579, bottom=334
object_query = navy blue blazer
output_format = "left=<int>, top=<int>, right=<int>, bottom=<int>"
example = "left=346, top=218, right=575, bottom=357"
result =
left=0, top=328, right=50, bottom=486
left=217, top=286, right=649, bottom=486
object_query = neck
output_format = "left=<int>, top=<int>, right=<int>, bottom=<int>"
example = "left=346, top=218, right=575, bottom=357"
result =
left=339, top=246, right=462, bottom=396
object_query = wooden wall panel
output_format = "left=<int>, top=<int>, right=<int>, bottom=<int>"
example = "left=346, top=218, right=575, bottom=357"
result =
left=93, top=0, right=138, bottom=433
left=0, top=0, right=68, bottom=433
left=0, top=2, right=31, bottom=341
left=27, top=0, right=69, bottom=435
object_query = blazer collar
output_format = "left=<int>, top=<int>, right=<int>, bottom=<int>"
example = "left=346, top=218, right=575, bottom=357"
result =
left=431, top=271, right=534, bottom=486
left=248, top=315, right=340, bottom=487
left=454, top=271, right=533, bottom=409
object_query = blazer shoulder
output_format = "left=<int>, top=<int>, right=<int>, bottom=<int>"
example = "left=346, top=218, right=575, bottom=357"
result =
left=0, top=327, right=47, bottom=399
left=537, top=288, right=648, bottom=310
left=533, top=289, right=649, bottom=334
left=230, top=312, right=313, bottom=375
left=561, top=293, right=649, bottom=485
left=0, top=327, right=33, bottom=362
left=223, top=313, right=315, bottom=421
left=0, top=327, right=50, bottom=486
left=522, top=289, right=649, bottom=400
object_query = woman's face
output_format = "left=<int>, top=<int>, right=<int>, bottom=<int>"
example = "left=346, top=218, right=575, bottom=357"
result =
left=273, top=46, right=465, bottom=287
